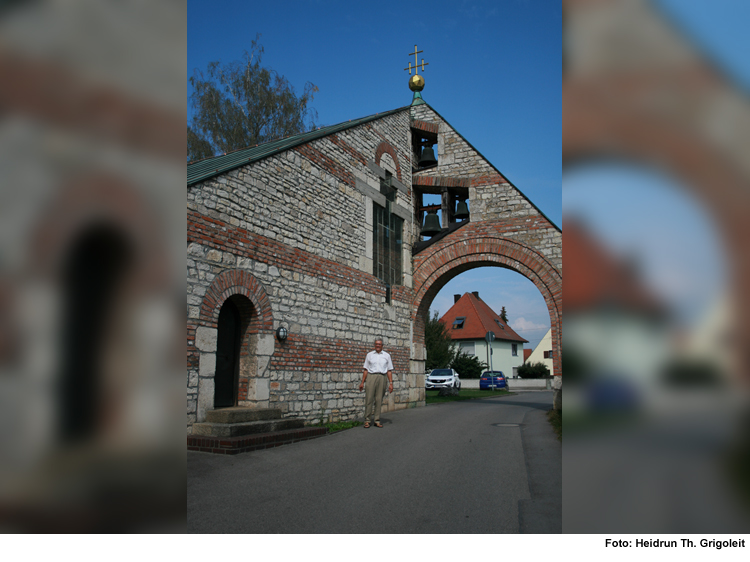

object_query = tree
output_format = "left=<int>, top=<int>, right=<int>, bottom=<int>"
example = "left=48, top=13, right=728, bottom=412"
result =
left=188, top=34, right=319, bottom=162
left=517, top=361, right=551, bottom=379
left=451, top=351, right=487, bottom=379
left=500, top=306, right=508, bottom=323
left=425, top=310, right=455, bottom=371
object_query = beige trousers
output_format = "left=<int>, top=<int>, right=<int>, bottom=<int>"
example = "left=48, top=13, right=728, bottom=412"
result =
left=364, top=373, right=386, bottom=423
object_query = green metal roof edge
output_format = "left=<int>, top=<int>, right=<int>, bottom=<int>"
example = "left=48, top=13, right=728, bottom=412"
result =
left=187, top=105, right=411, bottom=187
left=414, top=101, right=561, bottom=233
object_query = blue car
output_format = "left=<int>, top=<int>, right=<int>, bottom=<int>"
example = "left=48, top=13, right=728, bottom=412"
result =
left=480, top=371, right=507, bottom=390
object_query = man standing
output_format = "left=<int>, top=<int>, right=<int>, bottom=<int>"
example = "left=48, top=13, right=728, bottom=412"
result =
left=359, top=338, right=394, bottom=428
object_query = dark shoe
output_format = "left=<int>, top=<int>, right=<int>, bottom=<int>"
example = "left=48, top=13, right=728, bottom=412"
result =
left=364, top=422, right=370, bottom=428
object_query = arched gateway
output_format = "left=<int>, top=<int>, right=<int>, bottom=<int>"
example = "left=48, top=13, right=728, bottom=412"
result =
left=187, top=79, right=561, bottom=433
left=411, top=229, right=562, bottom=380
left=404, top=99, right=562, bottom=406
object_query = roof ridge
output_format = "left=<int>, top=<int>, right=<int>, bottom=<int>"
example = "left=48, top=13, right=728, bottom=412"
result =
left=187, top=105, right=410, bottom=186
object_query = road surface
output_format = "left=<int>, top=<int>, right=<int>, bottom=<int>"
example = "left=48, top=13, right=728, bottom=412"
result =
left=187, top=390, right=560, bottom=533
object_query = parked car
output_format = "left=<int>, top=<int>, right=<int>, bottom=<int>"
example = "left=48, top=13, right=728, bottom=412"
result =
left=425, top=368, right=461, bottom=390
left=480, top=370, right=507, bottom=390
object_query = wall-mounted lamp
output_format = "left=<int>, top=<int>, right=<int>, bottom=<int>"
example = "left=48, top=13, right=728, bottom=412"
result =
left=276, top=326, right=288, bottom=341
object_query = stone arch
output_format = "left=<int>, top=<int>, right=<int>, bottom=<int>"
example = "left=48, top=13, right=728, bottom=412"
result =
left=194, top=269, right=275, bottom=421
left=375, top=141, right=403, bottom=183
left=412, top=234, right=562, bottom=378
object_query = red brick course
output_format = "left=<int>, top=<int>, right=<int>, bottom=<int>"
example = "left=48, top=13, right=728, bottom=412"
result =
left=413, top=176, right=471, bottom=189
left=411, top=119, right=440, bottom=135
left=188, top=210, right=406, bottom=303
left=374, top=141, right=404, bottom=182
left=187, top=426, right=328, bottom=455
left=271, top=333, right=410, bottom=376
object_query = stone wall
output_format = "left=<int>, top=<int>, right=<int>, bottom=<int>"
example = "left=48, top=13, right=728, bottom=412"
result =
left=186, top=101, right=563, bottom=434
left=187, top=109, right=421, bottom=433
left=409, top=102, right=562, bottom=381
left=410, top=104, right=561, bottom=272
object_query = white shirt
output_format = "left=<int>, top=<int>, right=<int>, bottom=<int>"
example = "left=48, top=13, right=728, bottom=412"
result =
left=363, top=350, right=394, bottom=374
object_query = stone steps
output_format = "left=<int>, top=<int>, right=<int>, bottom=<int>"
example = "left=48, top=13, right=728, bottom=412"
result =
left=205, top=407, right=282, bottom=424
left=188, top=407, right=325, bottom=454
left=193, top=407, right=304, bottom=438
left=192, top=418, right=304, bottom=438
left=188, top=426, right=327, bottom=456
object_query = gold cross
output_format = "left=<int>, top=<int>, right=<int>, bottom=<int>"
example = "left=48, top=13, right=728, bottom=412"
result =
left=404, top=44, right=429, bottom=75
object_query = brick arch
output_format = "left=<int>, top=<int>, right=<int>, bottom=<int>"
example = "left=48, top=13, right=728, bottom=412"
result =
left=564, top=82, right=749, bottom=380
left=199, top=269, right=274, bottom=332
left=412, top=234, right=562, bottom=377
left=374, top=141, right=403, bottom=183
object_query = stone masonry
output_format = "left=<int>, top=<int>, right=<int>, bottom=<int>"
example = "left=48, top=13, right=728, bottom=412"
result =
left=186, top=100, right=562, bottom=433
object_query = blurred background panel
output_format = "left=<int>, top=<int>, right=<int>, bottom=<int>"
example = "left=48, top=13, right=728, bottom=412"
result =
left=0, top=1, right=185, bottom=531
left=563, top=0, right=750, bottom=532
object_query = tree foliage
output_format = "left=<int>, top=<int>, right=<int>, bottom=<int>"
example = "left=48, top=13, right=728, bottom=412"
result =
left=451, top=352, right=487, bottom=379
left=425, top=310, right=455, bottom=371
left=188, top=35, right=319, bottom=162
left=500, top=306, right=508, bottom=323
left=517, top=361, right=551, bottom=379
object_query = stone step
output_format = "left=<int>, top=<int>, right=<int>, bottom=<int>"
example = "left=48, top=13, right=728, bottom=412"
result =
left=205, top=407, right=282, bottom=424
left=192, top=418, right=304, bottom=438
left=188, top=426, right=328, bottom=455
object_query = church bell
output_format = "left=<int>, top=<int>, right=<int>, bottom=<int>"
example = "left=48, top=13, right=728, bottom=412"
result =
left=418, top=145, right=437, bottom=167
left=455, top=200, right=470, bottom=220
left=420, top=211, right=442, bottom=237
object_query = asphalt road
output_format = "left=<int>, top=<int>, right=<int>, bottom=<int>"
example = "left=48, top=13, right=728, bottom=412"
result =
left=187, top=391, right=561, bottom=533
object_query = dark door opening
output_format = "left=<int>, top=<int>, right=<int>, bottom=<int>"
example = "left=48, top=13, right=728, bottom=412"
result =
left=59, top=226, right=131, bottom=443
left=215, top=299, right=240, bottom=408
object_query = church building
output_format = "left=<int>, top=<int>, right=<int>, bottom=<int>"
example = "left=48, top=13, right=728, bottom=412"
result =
left=187, top=60, right=562, bottom=434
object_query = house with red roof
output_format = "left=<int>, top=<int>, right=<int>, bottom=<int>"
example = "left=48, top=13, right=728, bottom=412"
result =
left=439, top=292, right=528, bottom=378
left=564, top=219, right=671, bottom=388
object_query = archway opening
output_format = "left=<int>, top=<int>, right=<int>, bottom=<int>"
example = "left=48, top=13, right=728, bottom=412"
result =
left=428, top=266, right=551, bottom=379
left=215, top=299, right=240, bottom=408
left=213, top=293, right=258, bottom=408
left=563, top=161, right=732, bottom=393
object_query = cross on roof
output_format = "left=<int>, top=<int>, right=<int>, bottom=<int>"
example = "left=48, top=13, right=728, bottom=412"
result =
left=404, top=44, right=429, bottom=75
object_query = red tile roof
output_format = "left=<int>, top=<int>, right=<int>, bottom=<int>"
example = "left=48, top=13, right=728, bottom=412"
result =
left=439, top=292, right=528, bottom=343
left=523, top=349, right=532, bottom=362
left=564, top=219, right=666, bottom=316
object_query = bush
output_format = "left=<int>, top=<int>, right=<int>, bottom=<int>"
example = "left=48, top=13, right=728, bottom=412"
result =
left=451, top=352, right=487, bottom=379
left=517, top=361, right=551, bottom=379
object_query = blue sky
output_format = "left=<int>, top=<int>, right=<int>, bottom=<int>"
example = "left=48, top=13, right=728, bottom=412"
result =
left=188, top=0, right=561, bottom=351
left=188, top=1, right=750, bottom=353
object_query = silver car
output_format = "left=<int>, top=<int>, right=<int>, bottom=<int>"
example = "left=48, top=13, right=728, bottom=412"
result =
left=425, top=368, right=461, bottom=390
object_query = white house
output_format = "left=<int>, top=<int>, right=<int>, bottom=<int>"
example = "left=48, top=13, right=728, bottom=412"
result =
left=527, top=328, right=554, bottom=375
left=439, top=292, right=527, bottom=378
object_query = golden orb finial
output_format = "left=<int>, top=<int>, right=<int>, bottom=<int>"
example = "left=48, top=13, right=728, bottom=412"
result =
left=409, top=74, right=425, bottom=92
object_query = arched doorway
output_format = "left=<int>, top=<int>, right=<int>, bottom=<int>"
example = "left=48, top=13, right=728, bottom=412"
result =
left=214, top=299, right=241, bottom=408
left=192, top=269, right=275, bottom=423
